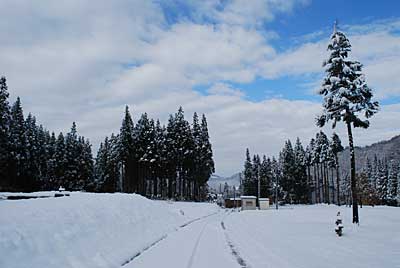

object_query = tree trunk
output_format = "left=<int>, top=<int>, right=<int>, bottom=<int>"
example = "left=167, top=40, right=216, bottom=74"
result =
left=331, top=168, right=334, bottom=204
left=314, top=164, right=318, bottom=203
left=307, top=165, right=312, bottom=204
left=347, top=122, right=359, bottom=224
left=320, top=164, right=324, bottom=203
left=335, top=155, right=340, bottom=206
left=325, top=163, right=330, bottom=204
left=315, top=163, right=321, bottom=203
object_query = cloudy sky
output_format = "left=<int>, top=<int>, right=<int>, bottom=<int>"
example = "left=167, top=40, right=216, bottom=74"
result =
left=1, top=0, right=400, bottom=176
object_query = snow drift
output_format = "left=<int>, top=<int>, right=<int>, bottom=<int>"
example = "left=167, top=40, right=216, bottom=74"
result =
left=0, top=192, right=219, bottom=268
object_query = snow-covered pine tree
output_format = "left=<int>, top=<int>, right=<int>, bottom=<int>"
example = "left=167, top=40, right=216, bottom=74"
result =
left=316, top=25, right=379, bottom=223
left=94, top=137, right=113, bottom=192
left=172, top=107, right=195, bottom=199
left=271, top=156, right=281, bottom=207
left=365, top=157, right=373, bottom=183
left=280, top=140, right=295, bottom=203
left=0, top=76, right=11, bottom=190
left=119, top=106, right=135, bottom=193
left=330, top=132, right=344, bottom=205
left=313, top=133, right=322, bottom=203
left=293, top=138, right=309, bottom=203
left=243, top=148, right=253, bottom=195
left=81, top=137, right=94, bottom=190
left=376, top=159, right=388, bottom=204
left=252, top=154, right=260, bottom=195
left=308, top=138, right=318, bottom=203
left=94, top=140, right=106, bottom=191
left=24, top=113, right=40, bottom=190
left=148, top=119, right=157, bottom=196
left=304, top=143, right=313, bottom=203
left=135, top=112, right=154, bottom=195
left=166, top=114, right=177, bottom=198
left=46, top=132, right=57, bottom=189
left=176, top=108, right=196, bottom=199
left=199, top=114, right=214, bottom=197
left=9, top=97, right=28, bottom=190
left=387, top=160, right=398, bottom=206
left=191, top=112, right=202, bottom=200
left=253, top=154, right=261, bottom=203
left=55, top=132, right=67, bottom=188
left=259, top=155, right=272, bottom=199
left=64, top=122, right=80, bottom=190
left=36, top=125, right=50, bottom=189
left=109, top=133, right=122, bottom=191
left=397, top=163, right=400, bottom=206
left=316, top=131, right=330, bottom=203
left=154, top=120, right=169, bottom=198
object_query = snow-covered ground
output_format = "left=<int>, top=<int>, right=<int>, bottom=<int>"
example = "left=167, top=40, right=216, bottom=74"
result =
left=225, top=205, right=400, bottom=268
left=0, top=192, right=219, bottom=268
left=1, top=193, right=399, bottom=268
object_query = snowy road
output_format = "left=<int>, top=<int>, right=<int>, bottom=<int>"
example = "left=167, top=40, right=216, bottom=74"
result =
left=128, top=205, right=400, bottom=268
left=125, top=210, right=241, bottom=268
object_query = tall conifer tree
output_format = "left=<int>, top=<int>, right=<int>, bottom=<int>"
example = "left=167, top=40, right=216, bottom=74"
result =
left=316, top=24, right=379, bottom=223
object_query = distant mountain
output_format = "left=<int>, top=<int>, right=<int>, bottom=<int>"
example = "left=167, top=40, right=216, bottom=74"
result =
left=208, top=172, right=242, bottom=191
left=338, top=134, right=400, bottom=175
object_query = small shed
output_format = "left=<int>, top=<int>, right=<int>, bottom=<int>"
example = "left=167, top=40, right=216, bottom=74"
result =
left=259, top=198, right=270, bottom=210
left=224, top=198, right=241, bottom=208
left=241, top=196, right=257, bottom=210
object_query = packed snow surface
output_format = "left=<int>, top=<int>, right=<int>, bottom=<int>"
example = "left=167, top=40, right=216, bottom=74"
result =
left=1, top=193, right=399, bottom=268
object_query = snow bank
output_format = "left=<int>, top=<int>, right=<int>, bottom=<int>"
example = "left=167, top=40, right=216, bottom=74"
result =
left=0, top=192, right=219, bottom=268
left=225, top=205, right=400, bottom=268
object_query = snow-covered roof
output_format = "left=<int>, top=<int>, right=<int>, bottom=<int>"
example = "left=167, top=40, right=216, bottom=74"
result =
left=240, top=196, right=256, bottom=199
left=227, top=198, right=241, bottom=201
left=259, top=198, right=269, bottom=201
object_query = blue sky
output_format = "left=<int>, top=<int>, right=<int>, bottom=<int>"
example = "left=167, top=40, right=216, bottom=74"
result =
left=1, top=0, right=400, bottom=176
left=157, top=0, right=400, bottom=106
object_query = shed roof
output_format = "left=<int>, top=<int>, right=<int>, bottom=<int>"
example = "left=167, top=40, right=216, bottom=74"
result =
left=240, top=196, right=256, bottom=199
left=259, top=198, right=269, bottom=201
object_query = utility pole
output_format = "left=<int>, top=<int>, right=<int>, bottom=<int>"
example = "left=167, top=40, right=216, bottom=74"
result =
left=233, top=186, right=236, bottom=209
left=257, top=165, right=261, bottom=209
left=275, top=170, right=279, bottom=210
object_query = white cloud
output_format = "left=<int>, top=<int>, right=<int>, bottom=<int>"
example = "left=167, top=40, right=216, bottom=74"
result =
left=1, top=0, right=399, bottom=176
left=207, top=83, right=245, bottom=97
left=258, top=21, right=400, bottom=99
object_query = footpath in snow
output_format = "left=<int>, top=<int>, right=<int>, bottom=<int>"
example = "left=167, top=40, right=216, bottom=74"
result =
left=0, top=192, right=219, bottom=268
left=125, top=210, right=239, bottom=268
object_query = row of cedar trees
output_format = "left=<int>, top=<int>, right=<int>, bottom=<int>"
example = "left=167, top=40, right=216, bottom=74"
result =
left=357, top=157, right=400, bottom=207
left=244, top=131, right=400, bottom=206
left=93, top=106, right=215, bottom=201
left=243, top=131, right=345, bottom=205
left=0, top=77, right=215, bottom=200
left=0, top=77, right=93, bottom=191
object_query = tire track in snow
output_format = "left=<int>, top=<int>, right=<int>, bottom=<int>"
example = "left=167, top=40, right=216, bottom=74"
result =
left=221, top=210, right=250, bottom=268
left=179, top=211, right=219, bottom=228
left=186, top=218, right=210, bottom=268
left=121, top=210, right=220, bottom=267
left=121, top=235, right=167, bottom=266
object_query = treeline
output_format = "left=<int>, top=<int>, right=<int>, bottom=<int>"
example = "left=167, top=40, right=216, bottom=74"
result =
left=244, top=131, right=400, bottom=206
left=92, top=106, right=215, bottom=201
left=0, top=77, right=93, bottom=191
left=357, top=157, right=399, bottom=206
left=243, top=137, right=309, bottom=204
left=0, top=76, right=215, bottom=200
left=243, top=132, right=343, bottom=204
